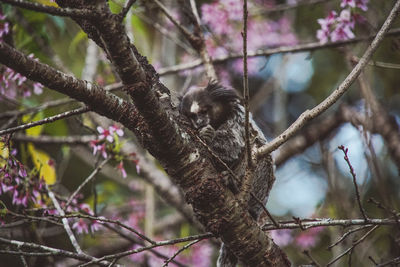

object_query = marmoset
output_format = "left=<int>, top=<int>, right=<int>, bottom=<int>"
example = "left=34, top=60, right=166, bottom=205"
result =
left=180, top=82, right=275, bottom=267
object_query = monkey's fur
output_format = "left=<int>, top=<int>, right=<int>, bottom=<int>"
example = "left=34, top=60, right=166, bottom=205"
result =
left=180, top=82, right=275, bottom=267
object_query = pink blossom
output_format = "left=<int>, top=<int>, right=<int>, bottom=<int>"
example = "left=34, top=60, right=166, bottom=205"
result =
left=72, top=219, right=89, bottom=234
left=0, top=182, right=13, bottom=194
left=191, top=242, right=213, bottom=267
left=270, top=229, right=293, bottom=247
left=340, top=0, right=356, bottom=8
left=316, top=28, right=330, bottom=44
left=223, top=0, right=242, bottom=21
left=97, top=126, right=114, bottom=142
left=90, top=220, right=102, bottom=233
left=90, top=140, right=107, bottom=158
left=201, top=3, right=231, bottom=35
left=117, top=161, right=127, bottom=178
left=33, top=82, right=43, bottom=95
left=295, top=227, right=324, bottom=249
left=331, top=24, right=355, bottom=42
left=339, top=9, right=355, bottom=28
left=355, top=0, right=368, bottom=11
left=78, top=203, right=94, bottom=215
left=0, top=22, right=9, bottom=39
left=12, top=73, right=27, bottom=86
left=109, top=124, right=124, bottom=137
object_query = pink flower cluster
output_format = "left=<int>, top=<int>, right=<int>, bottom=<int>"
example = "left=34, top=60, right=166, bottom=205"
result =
left=90, top=124, right=140, bottom=178
left=193, top=0, right=297, bottom=79
left=0, top=144, right=101, bottom=234
left=46, top=197, right=103, bottom=235
left=316, top=0, right=368, bottom=43
left=90, top=125, right=124, bottom=159
left=270, top=226, right=324, bottom=249
left=0, top=148, right=45, bottom=208
left=0, top=56, right=44, bottom=99
left=0, top=13, right=9, bottom=40
left=70, top=203, right=103, bottom=234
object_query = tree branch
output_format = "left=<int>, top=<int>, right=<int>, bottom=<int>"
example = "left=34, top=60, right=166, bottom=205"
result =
left=158, top=28, right=400, bottom=76
left=0, top=0, right=97, bottom=18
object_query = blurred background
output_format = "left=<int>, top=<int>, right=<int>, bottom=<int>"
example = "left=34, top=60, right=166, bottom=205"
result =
left=1, top=0, right=400, bottom=266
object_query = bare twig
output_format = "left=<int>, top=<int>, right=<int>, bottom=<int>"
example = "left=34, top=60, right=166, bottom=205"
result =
left=0, top=237, right=114, bottom=266
left=47, top=187, right=83, bottom=254
left=326, top=225, right=379, bottom=266
left=187, top=0, right=217, bottom=80
left=0, top=107, right=89, bottom=136
left=119, top=0, right=136, bottom=19
left=65, top=157, right=110, bottom=208
left=338, top=145, right=369, bottom=221
left=377, top=256, right=400, bottom=267
left=77, top=233, right=212, bottom=266
left=328, top=225, right=372, bottom=250
left=303, top=250, right=321, bottom=267
left=12, top=134, right=96, bottom=145
left=158, top=28, right=400, bottom=76
left=161, top=239, right=202, bottom=267
left=242, top=0, right=251, bottom=166
left=0, top=0, right=96, bottom=18
left=256, top=0, right=400, bottom=157
left=152, top=0, right=195, bottom=43
left=262, top=218, right=397, bottom=231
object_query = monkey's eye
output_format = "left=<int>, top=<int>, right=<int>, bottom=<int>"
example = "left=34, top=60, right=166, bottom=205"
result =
left=199, top=109, right=207, bottom=115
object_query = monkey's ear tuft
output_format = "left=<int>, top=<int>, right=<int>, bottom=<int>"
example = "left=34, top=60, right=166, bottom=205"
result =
left=206, top=81, right=238, bottom=102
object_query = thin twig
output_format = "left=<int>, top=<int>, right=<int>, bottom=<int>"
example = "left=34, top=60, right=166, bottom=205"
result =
left=338, top=145, right=369, bottom=221
left=242, top=0, right=251, bottom=166
left=0, top=83, right=122, bottom=120
left=47, top=187, right=83, bottom=254
left=158, top=28, right=400, bottom=76
left=53, top=213, right=157, bottom=245
left=119, top=0, right=136, bottom=19
left=12, top=134, right=96, bottom=145
left=256, top=0, right=400, bottom=157
left=0, top=107, right=89, bottom=136
left=262, top=218, right=396, bottom=231
left=326, top=225, right=379, bottom=266
left=0, top=237, right=114, bottom=266
left=377, top=256, right=400, bottom=267
left=162, top=239, right=202, bottom=267
left=152, top=0, right=195, bottom=43
left=0, top=0, right=97, bottom=18
left=65, top=157, right=110, bottom=208
left=18, top=248, right=29, bottom=267
left=303, top=250, right=321, bottom=267
left=77, top=233, right=212, bottom=266
left=328, top=225, right=371, bottom=250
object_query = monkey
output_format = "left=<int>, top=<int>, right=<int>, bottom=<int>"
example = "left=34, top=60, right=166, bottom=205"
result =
left=180, top=82, right=276, bottom=267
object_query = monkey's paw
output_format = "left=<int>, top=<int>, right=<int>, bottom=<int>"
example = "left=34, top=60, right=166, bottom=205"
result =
left=199, top=125, right=215, bottom=143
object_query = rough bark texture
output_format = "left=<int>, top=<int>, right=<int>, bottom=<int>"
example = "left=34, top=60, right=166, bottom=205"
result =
left=0, top=1, right=291, bottom=265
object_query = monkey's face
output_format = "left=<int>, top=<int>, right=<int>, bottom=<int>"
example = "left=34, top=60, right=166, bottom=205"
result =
left=180, top=87, right=213, bottom=129
left=180, top=83, right=238, bottom=130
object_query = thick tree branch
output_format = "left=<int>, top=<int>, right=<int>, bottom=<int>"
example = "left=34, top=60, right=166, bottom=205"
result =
left=1, top=3, right=290, bottom=265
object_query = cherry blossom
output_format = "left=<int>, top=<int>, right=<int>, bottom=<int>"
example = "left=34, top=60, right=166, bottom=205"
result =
left=117, top=161, right=127, bottom=178
left=72, top=218, right=89, bottom=234
left=97, top=126, right=114, bottom=143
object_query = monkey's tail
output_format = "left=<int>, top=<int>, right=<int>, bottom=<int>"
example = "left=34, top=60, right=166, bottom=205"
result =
left=217, top=243, right=238, bottom=267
